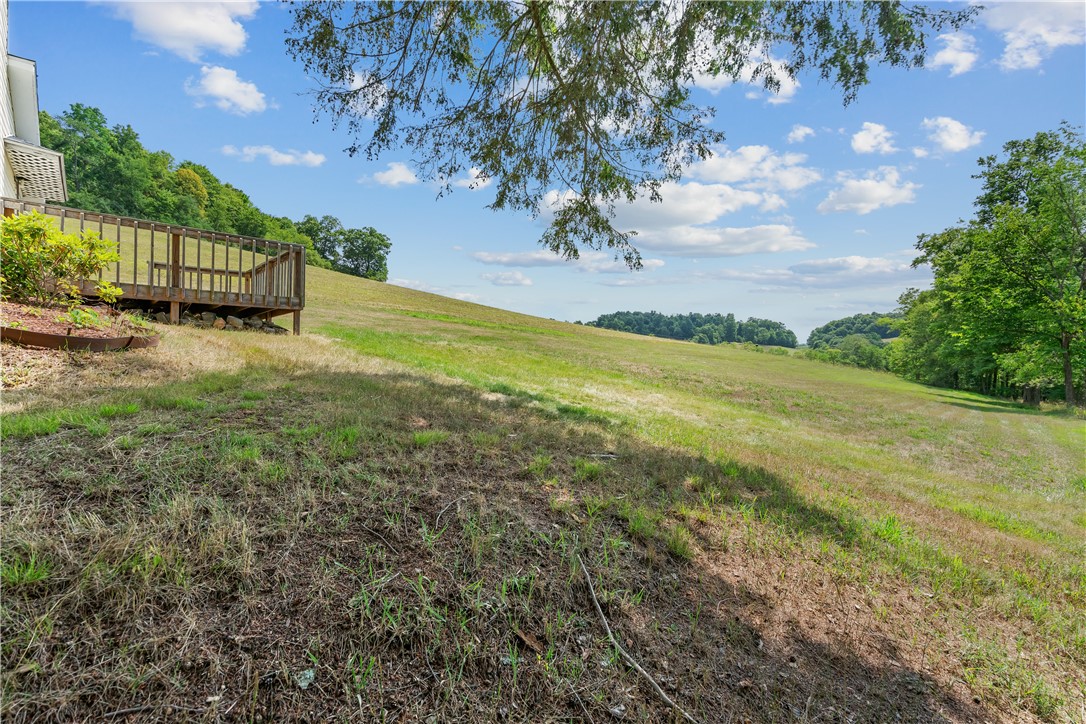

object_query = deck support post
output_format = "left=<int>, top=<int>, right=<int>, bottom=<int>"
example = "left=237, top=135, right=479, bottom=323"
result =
left=170, top=302, right=180, bottom=324
left=293, top=310, right=301, bottom=336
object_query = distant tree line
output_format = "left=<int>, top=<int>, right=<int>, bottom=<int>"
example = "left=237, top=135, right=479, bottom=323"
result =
left=797, top=312, right=901, bottom=370
left=38, top=104, right=390, bottom=281
left=586, top=311, right=798, bottom=347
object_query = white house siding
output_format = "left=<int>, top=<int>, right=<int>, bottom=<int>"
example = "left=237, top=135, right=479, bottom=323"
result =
left=0, top=0, right=18, bottom=198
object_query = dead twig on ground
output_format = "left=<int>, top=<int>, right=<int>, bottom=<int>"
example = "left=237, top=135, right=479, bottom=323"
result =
left=576, top=553, right=699, bottom=724
left=436, top=495, right=467, bottom=526
left=569, top=682, right=595, bottom=723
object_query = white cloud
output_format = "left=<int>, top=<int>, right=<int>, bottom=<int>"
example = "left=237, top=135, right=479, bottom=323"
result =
left=983, top=2, right=1086, bottom=71
left=929, top=33, right=980, bottom=76
left=786, top=125, right=815, bottom=144
left=537, top=142, right=819, bottom=260
left=473, top=250, right=569, bottom=268
left=222, top=145, right=325, bottom=167
left=817, top=167, right=919, bottom=215
left=185, top=66, right=267, bottom=115
left=598, top=254, right=929, bottom=291
left=693, top=56, right=800, bottom=104
left=373, top=162, right=419, bottom=187
left=705, top=255, right=930, bottom=290
left=635, top=224, right=814, bottom=257
left=851, top=123, right=898, bottom=155
left=482, top=271, right=533, bottom=286
left=105, top=1, right=258, bottom=62
left=613, top=182, right=766, bottom=227
left=689, top=145, right=821, bottom=192
left=921, top=116, right=985, bottom=153
left=472, top=249, right=665, bottom=273
left=912, top=147, right=930, bottom=159
left=452, top=167, right=493, bottom=190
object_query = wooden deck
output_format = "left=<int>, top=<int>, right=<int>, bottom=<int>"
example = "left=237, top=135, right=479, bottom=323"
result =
left=2, top=199, right=306, bottom=334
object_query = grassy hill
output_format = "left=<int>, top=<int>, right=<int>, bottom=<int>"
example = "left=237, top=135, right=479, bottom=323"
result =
left=2, top=265, right=1084, bottom=722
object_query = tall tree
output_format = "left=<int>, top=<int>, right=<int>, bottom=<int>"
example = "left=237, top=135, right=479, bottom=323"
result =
left=287, top=1, right=974, bottom=266
left=338, top=227, right=391, bottom=281
left=911, top=126, right=1085, bottom=405
left=296, top=214, right=391, bottom=281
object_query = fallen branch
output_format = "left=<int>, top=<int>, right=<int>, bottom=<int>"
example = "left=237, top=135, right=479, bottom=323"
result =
left=576, top=553, right=699, bottom=724
left=436, top=495, right=467, bottom=526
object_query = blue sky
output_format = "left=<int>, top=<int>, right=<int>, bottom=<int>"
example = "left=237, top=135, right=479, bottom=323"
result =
left=10, top=1, right=1086, bottom=340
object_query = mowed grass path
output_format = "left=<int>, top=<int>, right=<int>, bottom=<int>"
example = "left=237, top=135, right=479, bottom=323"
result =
left=2, top=266, right=1083, bottom=721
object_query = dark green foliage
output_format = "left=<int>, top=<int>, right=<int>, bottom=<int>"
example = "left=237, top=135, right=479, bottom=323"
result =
left=286, top=1, right=975, bottom=267
left=807, top=312, right=900, bottom=349
left=799, top=312, right=900, bottom=370
left=891, top=125, right=1086, bottom=405
left=296, top=215, right=390, bottom=281
left=800, top=334, right=888, bottom=371
left=588, top=311, right=797, bottom=347
left=38, top=105, right=391, bottom=278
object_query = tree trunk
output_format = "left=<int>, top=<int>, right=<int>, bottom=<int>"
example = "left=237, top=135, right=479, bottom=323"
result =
left=1062, top=332, right=1075, bottom=406
left=1023, top=385, right=1041, bottom=407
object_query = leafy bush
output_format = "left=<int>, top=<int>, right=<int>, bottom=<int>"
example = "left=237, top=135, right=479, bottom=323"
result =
left=0, top=211, right=122, bottom=307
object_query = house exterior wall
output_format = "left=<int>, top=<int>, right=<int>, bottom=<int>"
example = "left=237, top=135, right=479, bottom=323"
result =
left=0, top=0, right=19, bottom=198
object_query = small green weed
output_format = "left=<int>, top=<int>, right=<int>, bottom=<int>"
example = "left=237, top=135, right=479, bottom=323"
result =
left=526, top=454, right=552, bottom=477
left=470, top=431, right=501, bottom=447
left=625, top=506, right=658, bottom=541
left=413, top=430, right=449, bottom=447
left=573, top=458, right=604, bottom=482
left=665, top=525, right=695, bottom=561
left=113, top=435, right=139, bottom=450
left=98, top=402, right=140, bottom=418
left=146, top=395, right=207, bottom=412
left=871, top=514, right=906, bottom=545
left=1, top=553, right=52, bottom=586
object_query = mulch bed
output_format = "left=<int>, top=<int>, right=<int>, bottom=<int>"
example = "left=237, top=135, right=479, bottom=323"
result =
left=0, top=301, right=150, bottom=340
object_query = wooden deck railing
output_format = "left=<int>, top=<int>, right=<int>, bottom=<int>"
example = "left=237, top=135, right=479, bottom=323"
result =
left=2, top=198, right=306, bottom=333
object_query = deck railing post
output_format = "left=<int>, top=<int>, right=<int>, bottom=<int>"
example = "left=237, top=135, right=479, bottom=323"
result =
left=170, top=233, right=181, bottom=292
left=293, top=248, right=304, bottom=305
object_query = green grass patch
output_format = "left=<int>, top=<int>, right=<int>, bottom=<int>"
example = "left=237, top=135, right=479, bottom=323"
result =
left=98, top=402, right=140, bottom=418
left=572, top=457, right=604, bottom=482
left=413, top=430, right=449, bottom=447
left=1, top=411, right=62, bottom=438
left=1, top=552, right=51, bottom=586
left=666, top=525, right=696, bottom=561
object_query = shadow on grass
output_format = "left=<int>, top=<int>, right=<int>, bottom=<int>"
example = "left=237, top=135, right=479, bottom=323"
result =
left=0, top=363, right=993, bottom=722
left=929, top=391, right=1074, bottom=417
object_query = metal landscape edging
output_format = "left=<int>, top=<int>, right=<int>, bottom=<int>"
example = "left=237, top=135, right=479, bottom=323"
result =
left=0, top=326, right=160, bottom=352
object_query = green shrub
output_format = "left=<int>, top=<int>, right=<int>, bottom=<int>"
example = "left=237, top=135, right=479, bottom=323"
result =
left=0, top=211, right=122, bottom=306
